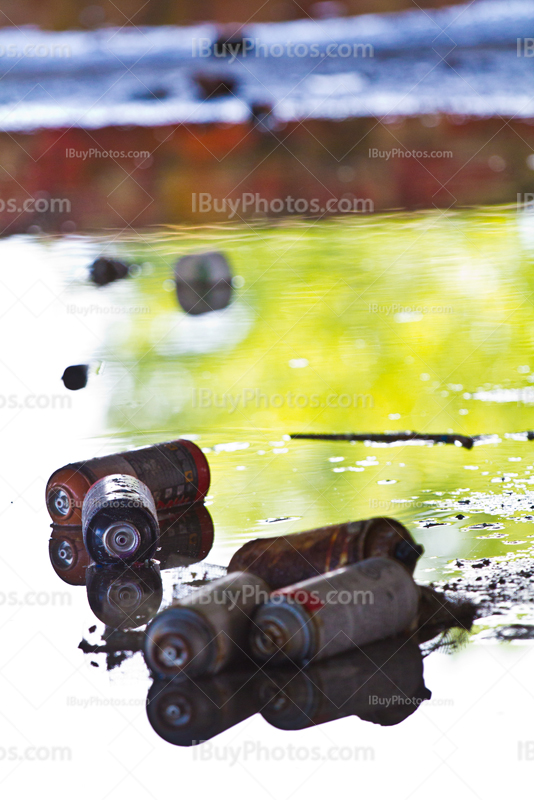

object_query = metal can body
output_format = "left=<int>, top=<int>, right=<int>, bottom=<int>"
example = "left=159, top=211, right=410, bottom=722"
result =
left=251, top=557, right=420, bottom=666
left=147, top=667, right=261, bottom=746
left=259, top=637, right=428, bottom=730
left=144, top=571, right=270, bottom=678
left=46, top=438, right=210, bottom=525
left=82, top=475, right=160, bottom=564
left=156, top=504, right=214, bottom=569
left=174, top=251, right=233, bottom=315
left=228, top=518, right=423, bottom=589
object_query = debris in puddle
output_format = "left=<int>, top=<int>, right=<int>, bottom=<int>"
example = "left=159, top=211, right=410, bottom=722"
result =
left=292, top=430, right=534, bottom=450
left=227, top=518, right=424, bottom=588
left=416, top=585, right=477, bottom=644
left=82, top=475, right=160, bottom=565
left=61, top=364, right=89, bottom=391
left=193, top=73, right=238, bottom=100
left=464, top=522, right=504, bottom=531
left=174, top=251, right=233, bottom=315
left=290, top=431, right=475, bottom=448
left=79, top=630, right=144, bottom=664
left=46, top=438, right=210, bottom=525
left=212, top=25, right=251, bottom=58
left=144, top=572, right=269, bottom=677
left=436, top=556, right=534, bottom=629
left=89, top=257, right=130, bottom=286
left=250, top=558, right=420, bottom=666
left=416, top=519, right=451, bottom=528
left=495, top=624, right=534, bottom=641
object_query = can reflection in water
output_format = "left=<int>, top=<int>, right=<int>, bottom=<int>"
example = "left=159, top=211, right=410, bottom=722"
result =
left=49, top=525, right=91, bottom=586
left=156, top=504, right=214, bottom=568
left=228, top=517, right=423, bottom=589
left=174, top=251, right=233, bottom=315
left=259, top=637, right=430, bottom=730
left=147, top=668, right=261, bottom=746
left=46, top=438, right=210, bottom=526
left=86, top=562, right=163, bottom=630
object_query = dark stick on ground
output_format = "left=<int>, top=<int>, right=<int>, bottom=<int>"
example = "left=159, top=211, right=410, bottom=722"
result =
left=290, top=432, right=475, bottom=449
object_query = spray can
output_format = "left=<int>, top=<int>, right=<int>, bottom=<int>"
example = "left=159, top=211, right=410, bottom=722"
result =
left=250, top=557, right=420, bottom=666
left=147, top=667, right=261, bottom=746
left=46, top=438, right=210, bottom=526
left=49, top=526, right=91, bottom=586
left=156, top=504, right=214, bottom=569
left=144, top=571, right=269, bottom=678
left=259, top=637, right=429, bottom=730
left=228, top=518, right=423, bottom=590
left=86, top=562, right=163, bottom=630
left=82, top=474, right=159, bottom=565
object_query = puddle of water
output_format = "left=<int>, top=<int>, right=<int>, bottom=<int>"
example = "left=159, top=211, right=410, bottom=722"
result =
left=3, top=207, right=534, bottom=794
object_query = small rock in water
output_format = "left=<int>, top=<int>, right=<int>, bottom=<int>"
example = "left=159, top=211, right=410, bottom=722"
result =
left=62, top=364, right=89, bottom=391
left=90, top=257, right=130, bottom=286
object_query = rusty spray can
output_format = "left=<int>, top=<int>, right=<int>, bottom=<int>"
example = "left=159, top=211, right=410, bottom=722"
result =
left=82, top=475, right=160, bottom=565
left=228, top=517, right=423, bottom=589
left=144, top=572, right=269, bottom=678
left=250, top=557, right=420, bottom=666
left=46, top=438, right=210, bottom=526
left=147, top=667, right=261, bottom=746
